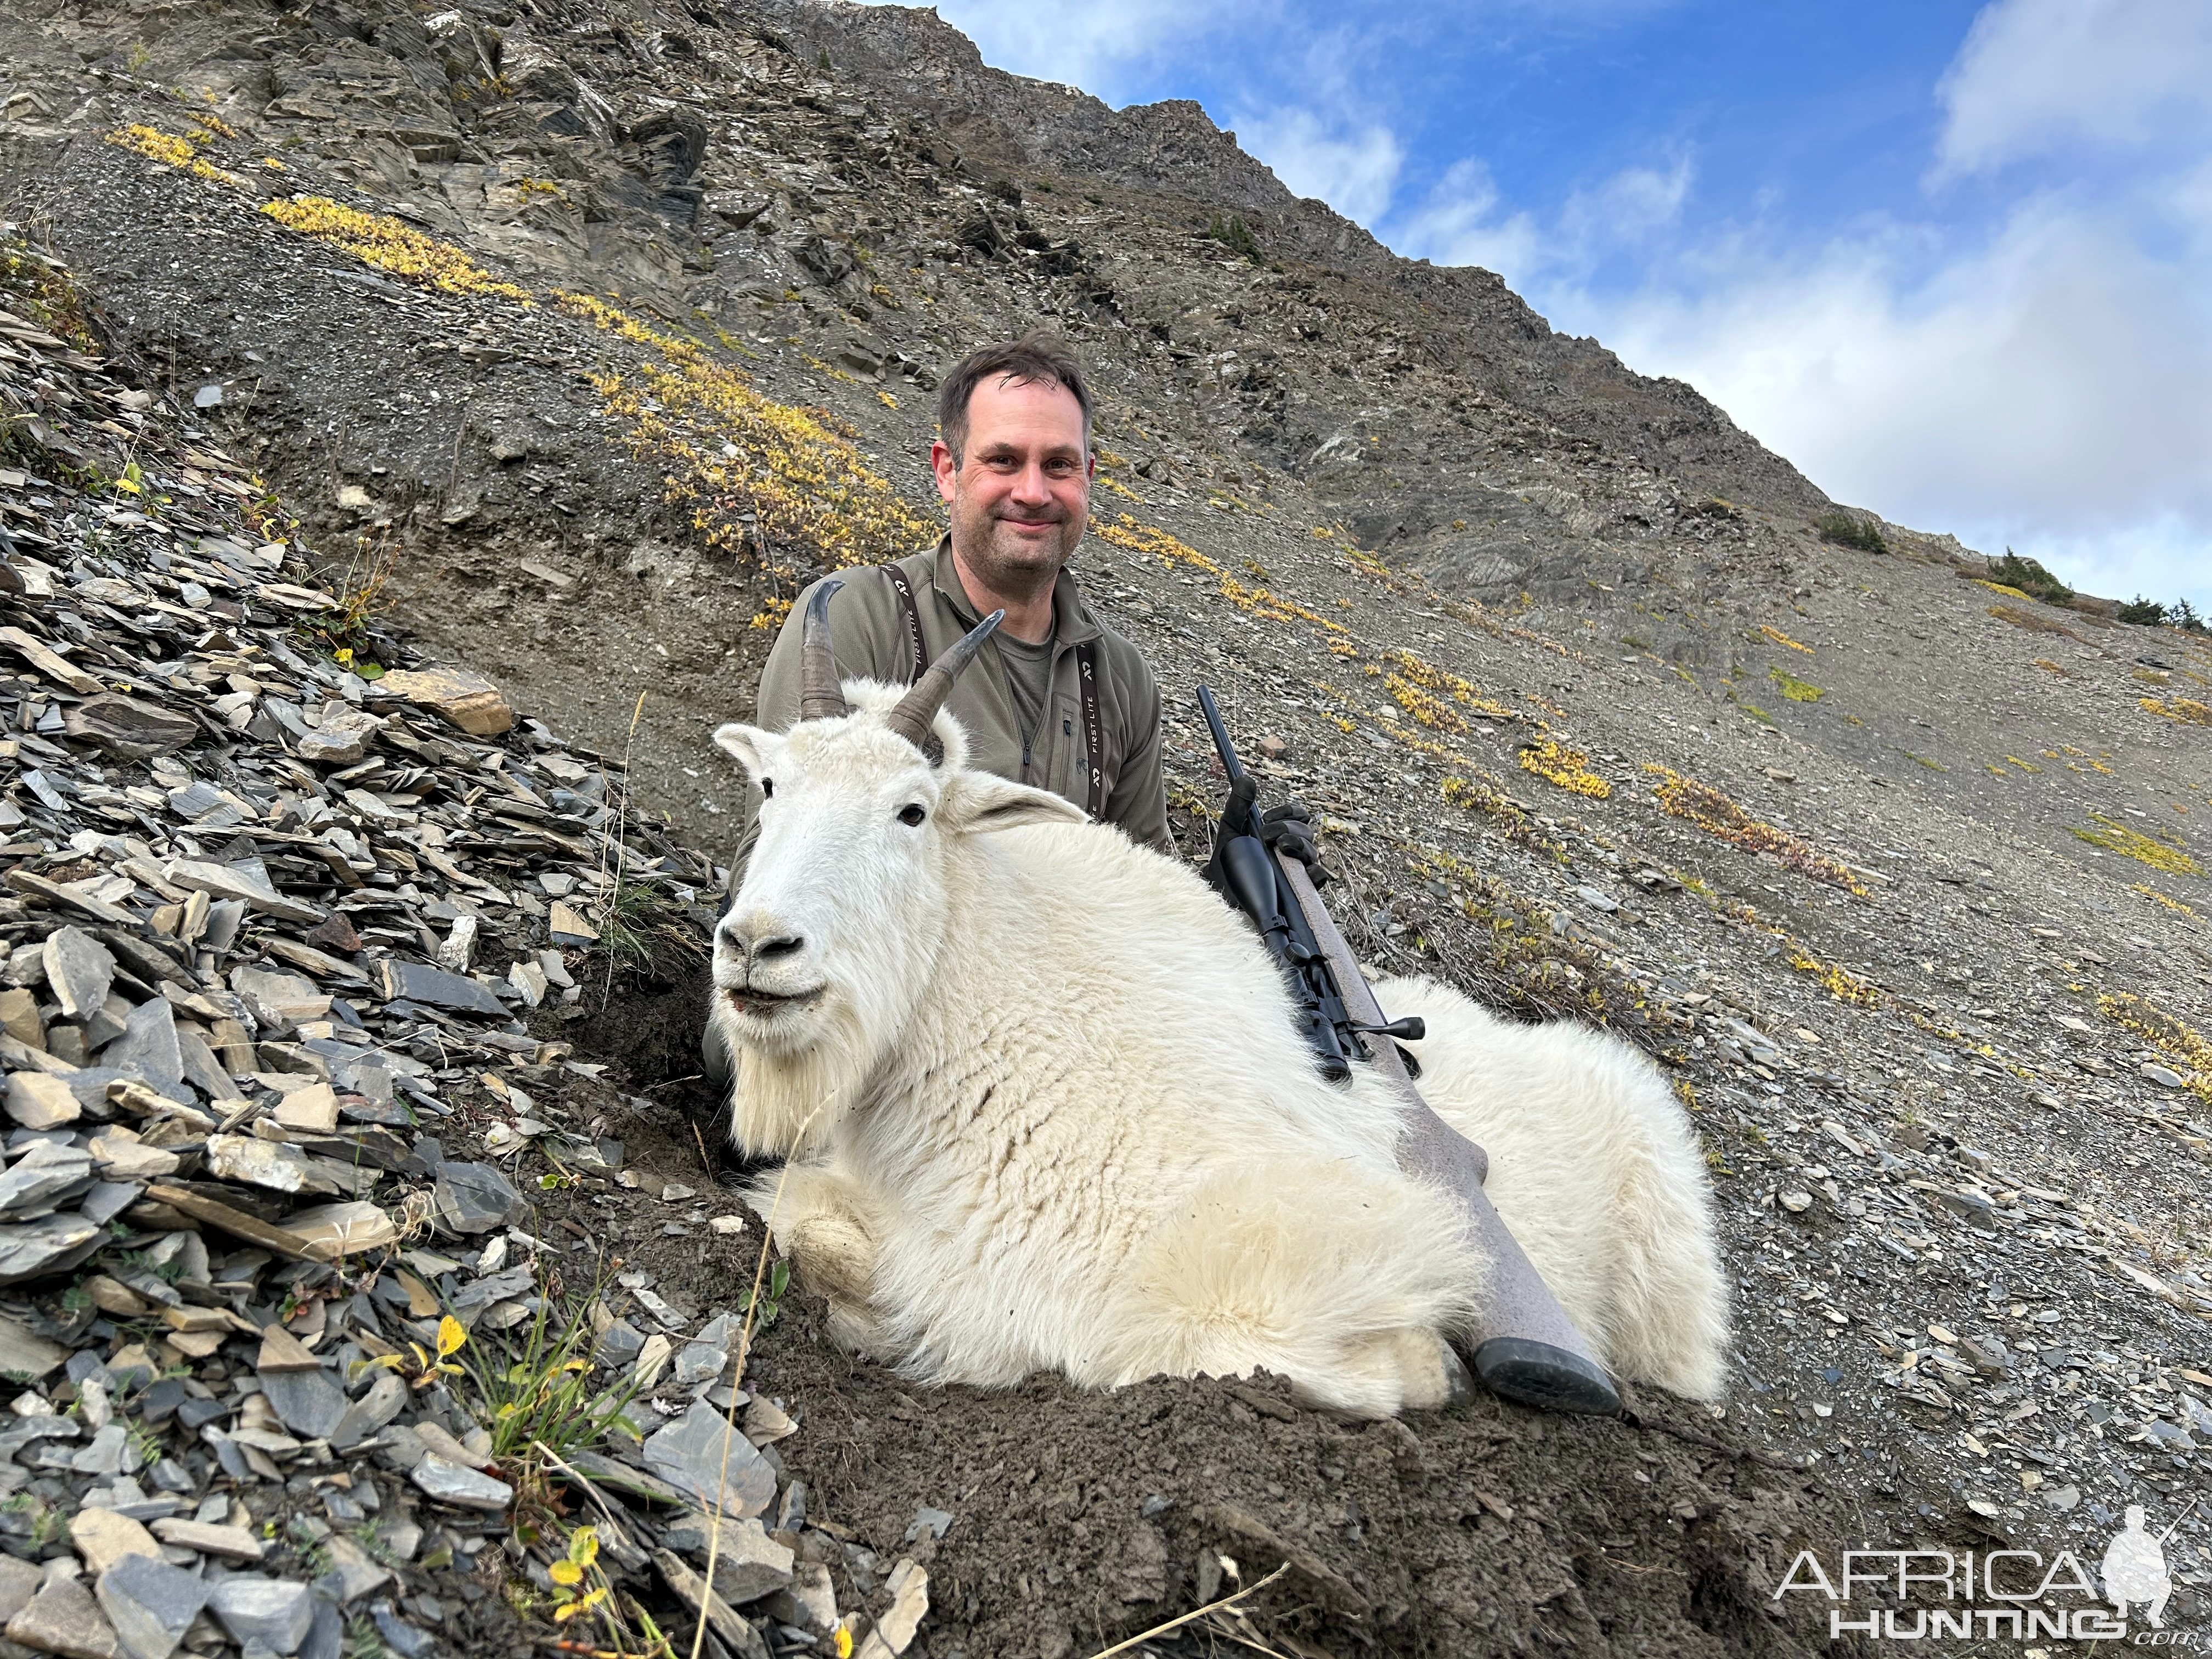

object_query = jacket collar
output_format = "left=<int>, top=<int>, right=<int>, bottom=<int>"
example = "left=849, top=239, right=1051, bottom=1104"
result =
left=926, top=534, right=1103, bottom=647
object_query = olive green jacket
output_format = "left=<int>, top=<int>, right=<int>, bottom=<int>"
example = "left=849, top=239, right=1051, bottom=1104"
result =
left=735, top=538, right=1173, bottom=866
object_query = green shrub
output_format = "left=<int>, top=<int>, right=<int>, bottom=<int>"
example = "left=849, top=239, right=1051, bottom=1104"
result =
left=2119, top=595, right=2168, bottom=625
left=1814, top=510, right=1886, bottom=553
left=1987, top=550, right=2070, bottom=605
left=1209, top=213, right=1262, bottom=265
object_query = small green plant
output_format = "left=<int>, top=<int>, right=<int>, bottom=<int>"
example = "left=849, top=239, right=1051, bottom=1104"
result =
left=1814, top=510, right=1886, bottom=553
left=596, top=877, right=692, bottom=972
left=1209, top=213, right=1262, bottom=265
left=450, top=1280, right=643, bottom=1480
left=548, top=1526, right=608, bottom=1624
left=304, top=531, right=400, bottom=673
left=125, top=40, right=151, bottom=73
left=1769, top=666, right=1824, bottom=702
left=354, top=1313, right=469, bottom=1391
left=738, top=1260, right=792, bottom=1330
left=1904, top=751, right=1947, bottom=771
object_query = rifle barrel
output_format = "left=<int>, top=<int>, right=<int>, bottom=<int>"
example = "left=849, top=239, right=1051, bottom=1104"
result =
left=1195, top=685, right=1244, bottom=785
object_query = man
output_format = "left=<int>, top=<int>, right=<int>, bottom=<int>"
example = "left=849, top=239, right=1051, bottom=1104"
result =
left=746, top=330, right=1170, bottom=849
left=704, top=336, right=1172, bottom=1085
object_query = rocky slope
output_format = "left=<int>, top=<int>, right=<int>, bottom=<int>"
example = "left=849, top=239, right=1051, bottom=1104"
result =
left=0, top=0, right=2208, bottom=1654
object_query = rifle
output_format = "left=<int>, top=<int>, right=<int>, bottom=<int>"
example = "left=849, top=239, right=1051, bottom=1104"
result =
left=1198, top=685, right=1622, bottom=1418
left=1196, top=686, right=1423, bottom=1080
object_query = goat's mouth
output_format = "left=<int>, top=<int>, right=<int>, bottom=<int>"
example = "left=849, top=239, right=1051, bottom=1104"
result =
left=720, top=983, right=824, bottom=1018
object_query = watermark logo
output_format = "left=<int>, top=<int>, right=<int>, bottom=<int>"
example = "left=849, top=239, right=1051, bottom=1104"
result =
left=1774, top=1503, right=2199, bottom=1644
left=2104, top=1507, right=2174, bottom=1631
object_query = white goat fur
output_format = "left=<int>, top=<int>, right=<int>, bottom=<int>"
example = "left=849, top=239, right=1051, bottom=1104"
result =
left=711, top=682, right=1726, bottom=1417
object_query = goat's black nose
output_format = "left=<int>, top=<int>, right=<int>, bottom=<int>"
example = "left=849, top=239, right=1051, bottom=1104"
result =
left=719, top=917, right=804, bottom=962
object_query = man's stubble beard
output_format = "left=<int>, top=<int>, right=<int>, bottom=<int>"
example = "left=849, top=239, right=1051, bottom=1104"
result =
left=948, top=482, right=1085, bottom=600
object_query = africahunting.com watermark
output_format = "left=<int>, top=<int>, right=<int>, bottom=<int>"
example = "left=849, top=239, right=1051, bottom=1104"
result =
left=1776, top=1506, right=2203, bottom=1644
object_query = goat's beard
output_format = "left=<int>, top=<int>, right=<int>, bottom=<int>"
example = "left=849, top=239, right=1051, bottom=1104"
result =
left=718, top=951, right=930, bottom=1161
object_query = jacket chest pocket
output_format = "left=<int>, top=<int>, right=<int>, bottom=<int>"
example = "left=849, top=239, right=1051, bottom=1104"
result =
left=1048, top=692, right=1084, bottom=805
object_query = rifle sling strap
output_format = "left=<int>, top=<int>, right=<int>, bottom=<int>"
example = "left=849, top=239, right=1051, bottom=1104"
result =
left=883, top=563, right=1107, bottom=822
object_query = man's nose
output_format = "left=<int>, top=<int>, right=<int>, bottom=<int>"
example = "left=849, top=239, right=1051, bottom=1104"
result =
left=1009, top=460, right=1053, bottom=500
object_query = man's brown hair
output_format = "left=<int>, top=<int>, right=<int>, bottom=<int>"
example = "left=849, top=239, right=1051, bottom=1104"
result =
left=936, top=332, right=1093, bottom=465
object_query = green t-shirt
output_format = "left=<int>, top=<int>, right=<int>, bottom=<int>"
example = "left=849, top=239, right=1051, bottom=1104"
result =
left=997, top=629, right=1054, bottom=781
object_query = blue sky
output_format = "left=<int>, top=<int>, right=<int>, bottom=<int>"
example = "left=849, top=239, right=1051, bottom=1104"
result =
left=899, top=0, right=2212, bottom=612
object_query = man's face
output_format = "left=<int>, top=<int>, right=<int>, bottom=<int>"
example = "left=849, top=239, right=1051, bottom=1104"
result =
left=931, top=374, right=1092, bottom=594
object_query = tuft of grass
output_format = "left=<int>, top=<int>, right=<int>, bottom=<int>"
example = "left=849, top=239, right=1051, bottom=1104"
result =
left=1646, top=765, right=1864, bottom=892
left=262, top=196, right=532, bottom=301
left=2100, top=993, right=2212, bottom=1108
left=1989, top=603, right=2075, bottom=637
left=1516, top=737, right=1611, bottom=799
left=1209, top=212, right=1263, bottom=265
left=2071, top=813, right=2201, bottom=876
left=448, top=1279, right=644, bottom=1510
left=1757, top=624, right=1814, bottom=654
left=2141, top=697, right=2212, bottom=727
left=1904, top=751, right=1947, bottom=772
left=1769, top=665, right=1824, bottom=702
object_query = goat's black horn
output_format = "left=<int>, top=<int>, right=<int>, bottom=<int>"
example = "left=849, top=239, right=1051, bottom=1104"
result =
left=798, top=579, right=847, bottom=721
left=884, top=608, right=1001, bottom=752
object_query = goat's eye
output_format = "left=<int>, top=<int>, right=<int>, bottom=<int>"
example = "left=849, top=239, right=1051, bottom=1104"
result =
left=898, top=803, right=927, bottom=827
left=759, top=778, right=774, bottom=799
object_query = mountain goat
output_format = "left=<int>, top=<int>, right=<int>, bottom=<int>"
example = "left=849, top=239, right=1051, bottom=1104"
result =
left=709, top=586, right=1726, bottom=1417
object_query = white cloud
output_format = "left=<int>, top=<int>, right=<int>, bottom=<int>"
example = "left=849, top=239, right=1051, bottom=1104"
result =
left=911, top=0, right=1262, bottom=101
left=1392, top=154, right=1691, bottom=291
left=1934, top=0, right=2212, bottom=178
left=1233, top=106, right=1405, bottom=223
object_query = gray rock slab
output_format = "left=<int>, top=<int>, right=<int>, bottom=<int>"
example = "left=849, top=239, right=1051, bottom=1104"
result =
left=146, top=1520, right=262, bottom=1562
left=705, top=1519, right=794, bottom=1606
left=313, top=1537, right=388, bottom=1605
left=431, top=1161, right=524, bottom=1233
left=206, top=1578, right=312, bottom=1655
left=297, top=1600, right=341, bottom=1659
left=103, top=1001, right=183, bottom=1093
left=43, top=929, right=115, bottom=1022
left=0, top=1141, right=94, bottom=1214
left=642, top=1406, right=777, bottom=1520
left=78, top=1182, right=142, bottom=1227
left=163, top=861, right=319, bottom=926
left=258, top=1368, right=347, bottom=1441
left=375, top=959, right=507, bottom=1017
left=6, top=1573, right=118, bottom=1659
left=0, top=1213, right=102, bottom=1284
left=0, top=1555, right=42, bottom=1622
left=327, top=1369, right=405, bottom=1451
left=204, top=1136, right=329, bottom=1196
left=408, top=1454, right=514, bottom=1512
left=94, top=1556, right=208, bottom=1659
left=0, top=1312, right=69, bottom=1381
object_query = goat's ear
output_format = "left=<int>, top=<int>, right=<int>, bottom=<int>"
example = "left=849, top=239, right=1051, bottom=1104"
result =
left=935, top=770, right=1086, bottom=836
left=712, top=723, right=781, bottom=782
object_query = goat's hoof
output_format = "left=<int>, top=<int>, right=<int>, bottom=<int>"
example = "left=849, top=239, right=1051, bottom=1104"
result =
left=1473, top=1337, right=1622, bottom=1417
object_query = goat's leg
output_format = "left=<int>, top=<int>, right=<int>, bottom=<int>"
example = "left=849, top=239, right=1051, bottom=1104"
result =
left=1121, top=1160, right=1484, bottom=1418
left=743, top=1162, right=889, bottom=1355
